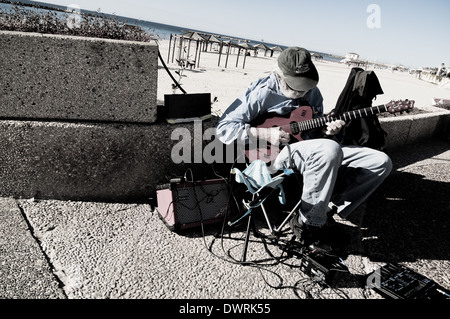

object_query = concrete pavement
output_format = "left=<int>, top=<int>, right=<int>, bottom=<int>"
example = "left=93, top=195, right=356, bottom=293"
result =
left=1, top=137, right=449, bottom=301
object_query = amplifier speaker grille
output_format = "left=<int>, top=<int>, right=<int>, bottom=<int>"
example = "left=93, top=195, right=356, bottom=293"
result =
left=156, top=179, right=232, bottom=232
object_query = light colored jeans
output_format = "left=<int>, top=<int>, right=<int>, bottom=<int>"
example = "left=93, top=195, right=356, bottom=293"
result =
left=273, top=139, right=392, bottom=227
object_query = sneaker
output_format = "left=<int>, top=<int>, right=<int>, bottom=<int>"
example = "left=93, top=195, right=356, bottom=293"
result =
left=324, top=207, right=352, bottom=248
left=325, top=206, right=338, bottom=228
left=289, top=211, right=306, bottom=242
left=289, top=212, right=332, bottom=251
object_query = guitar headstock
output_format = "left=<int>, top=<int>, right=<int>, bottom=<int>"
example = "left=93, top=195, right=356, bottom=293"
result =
left=386, top=99, right=415, bottom=114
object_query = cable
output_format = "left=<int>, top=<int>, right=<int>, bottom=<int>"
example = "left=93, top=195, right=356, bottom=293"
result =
left=170, top=157, right=367, bottom=299
left=158, top=50, right=187, bottom=94
left=205, top=158, right=311, bottom=290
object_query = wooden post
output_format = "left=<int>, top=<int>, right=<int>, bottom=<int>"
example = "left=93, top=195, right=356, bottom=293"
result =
left=167, top=34, right=172, bottom=63
left=186, top=38, right=192, bottom=62
left=197, top=41, right=202, bottom=67
left=225, top=43, right=231, bottom=68
left=194, top=40, right=199, bottom=68
left=178, top=36, right=184, bottom=62
left=218, top=42, right=223, bottom=67
left=243, top=49, right=248, bottom=69
left=171, top=36, right=177, bottom=63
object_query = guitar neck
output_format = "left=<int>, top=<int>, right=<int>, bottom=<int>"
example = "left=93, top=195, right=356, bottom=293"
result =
left=294, top=104, right=389, bottom=132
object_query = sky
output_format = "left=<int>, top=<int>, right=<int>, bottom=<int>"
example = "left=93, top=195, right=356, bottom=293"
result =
left=38, top=0, right=449, bottom=68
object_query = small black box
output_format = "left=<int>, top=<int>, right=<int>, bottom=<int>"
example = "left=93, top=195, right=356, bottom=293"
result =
left=299, top=248, right=348, bottom=284
left=164, top=93, right=211, bottom=123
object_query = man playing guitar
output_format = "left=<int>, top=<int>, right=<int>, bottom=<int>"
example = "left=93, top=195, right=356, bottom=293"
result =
left=216, top=47, right=395, bottom=250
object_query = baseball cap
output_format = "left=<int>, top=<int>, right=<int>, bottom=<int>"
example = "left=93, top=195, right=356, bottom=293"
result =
left=277, top=47, right=319, bottom=91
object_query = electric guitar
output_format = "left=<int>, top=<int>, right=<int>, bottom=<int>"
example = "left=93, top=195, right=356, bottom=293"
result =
left=245, top=99, right=415, bottom=163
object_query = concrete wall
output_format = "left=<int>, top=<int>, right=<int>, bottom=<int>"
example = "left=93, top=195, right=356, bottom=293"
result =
left=0, top=31, right=158, bottom=123
left=381, top=107, right=450, bottom=150
left=0, top=119, right=217, bottom=202
left=0, top=31, right=217, bottom=202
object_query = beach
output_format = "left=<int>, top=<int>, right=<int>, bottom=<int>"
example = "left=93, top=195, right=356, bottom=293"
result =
left=156, top=39, right=450, bottom=116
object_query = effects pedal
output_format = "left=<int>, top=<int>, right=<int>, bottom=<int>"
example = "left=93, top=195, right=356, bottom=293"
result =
left=299, top=246, right=349, bottom=284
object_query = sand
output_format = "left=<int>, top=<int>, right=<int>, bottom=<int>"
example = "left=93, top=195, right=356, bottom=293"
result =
left=156, top=39, right=450, bottom=116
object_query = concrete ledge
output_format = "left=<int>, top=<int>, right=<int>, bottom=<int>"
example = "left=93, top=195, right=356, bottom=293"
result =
left=0, top=119, right=216, bottom=202
left=0, top=31, right=158, bottom=123
left=1, top=109, right=449, bottom=203
left=1, top=100, right=448, bottom=203
left=381, top=106, right=450, bottom=149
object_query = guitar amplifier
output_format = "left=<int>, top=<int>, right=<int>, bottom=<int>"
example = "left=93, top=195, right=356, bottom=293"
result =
left=156, top=179, right=233, bottom=232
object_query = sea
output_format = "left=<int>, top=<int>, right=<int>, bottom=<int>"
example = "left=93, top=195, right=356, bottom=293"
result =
left=0, top=0, right=342, bottom=62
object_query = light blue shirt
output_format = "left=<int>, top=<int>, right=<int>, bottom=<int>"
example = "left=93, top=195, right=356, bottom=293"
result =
left=216, top=72, right=324, bottom=145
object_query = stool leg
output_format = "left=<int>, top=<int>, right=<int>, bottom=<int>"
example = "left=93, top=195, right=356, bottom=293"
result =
left=260, top=203, right=274, bottom=234
left=241, top=213, right=252, bottom=262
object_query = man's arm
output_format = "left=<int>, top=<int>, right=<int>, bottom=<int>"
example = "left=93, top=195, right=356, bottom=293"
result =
left=216, top=79, right=268, bottom=145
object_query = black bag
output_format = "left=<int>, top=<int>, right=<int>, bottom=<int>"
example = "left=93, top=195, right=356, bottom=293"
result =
left=332, top=67, right=387, bottom=150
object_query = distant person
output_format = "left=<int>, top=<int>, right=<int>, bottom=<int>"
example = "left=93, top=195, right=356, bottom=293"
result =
left=438, top=63, right=446, bottom=77
left=216, top=47, right=392, bottom=249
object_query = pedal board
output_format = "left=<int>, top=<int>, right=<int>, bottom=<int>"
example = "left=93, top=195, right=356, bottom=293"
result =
left=368, top=263, right=450, bottom=299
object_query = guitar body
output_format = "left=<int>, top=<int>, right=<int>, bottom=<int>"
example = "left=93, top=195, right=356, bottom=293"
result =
left=245, top=106, right=314, bottom=163
left=243, top=100, right=414, bottom=164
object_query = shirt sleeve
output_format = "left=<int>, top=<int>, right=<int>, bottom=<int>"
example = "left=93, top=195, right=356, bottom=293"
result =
left=216, top=80, right=266, bottom=145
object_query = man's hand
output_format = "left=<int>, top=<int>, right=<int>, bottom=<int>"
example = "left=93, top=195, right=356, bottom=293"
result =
left=323, top=119, right=346, bottom=136
left=249, top=127, right=290, bottom=145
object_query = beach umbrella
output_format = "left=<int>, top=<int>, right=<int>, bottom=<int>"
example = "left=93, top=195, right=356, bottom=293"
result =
left=202, top=34, right=222, bottom=51
left=225, top=40, right=243, bottom=68
left=254, top=43, right=271, bottom=56
left=239, top=42, right=254, bottom=69
left=217, top=40, right=232, bottom=68
left=235, top=42, right=244, bottom=67
left=217, top=41, right=253, bottom=69
left=270, top=45, right=283, bottom=52
left=270, top=45, right=283, bottom=57
left=167, top=32, right=206, bottom=68
left=182, top=32, right=205, bottom=68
